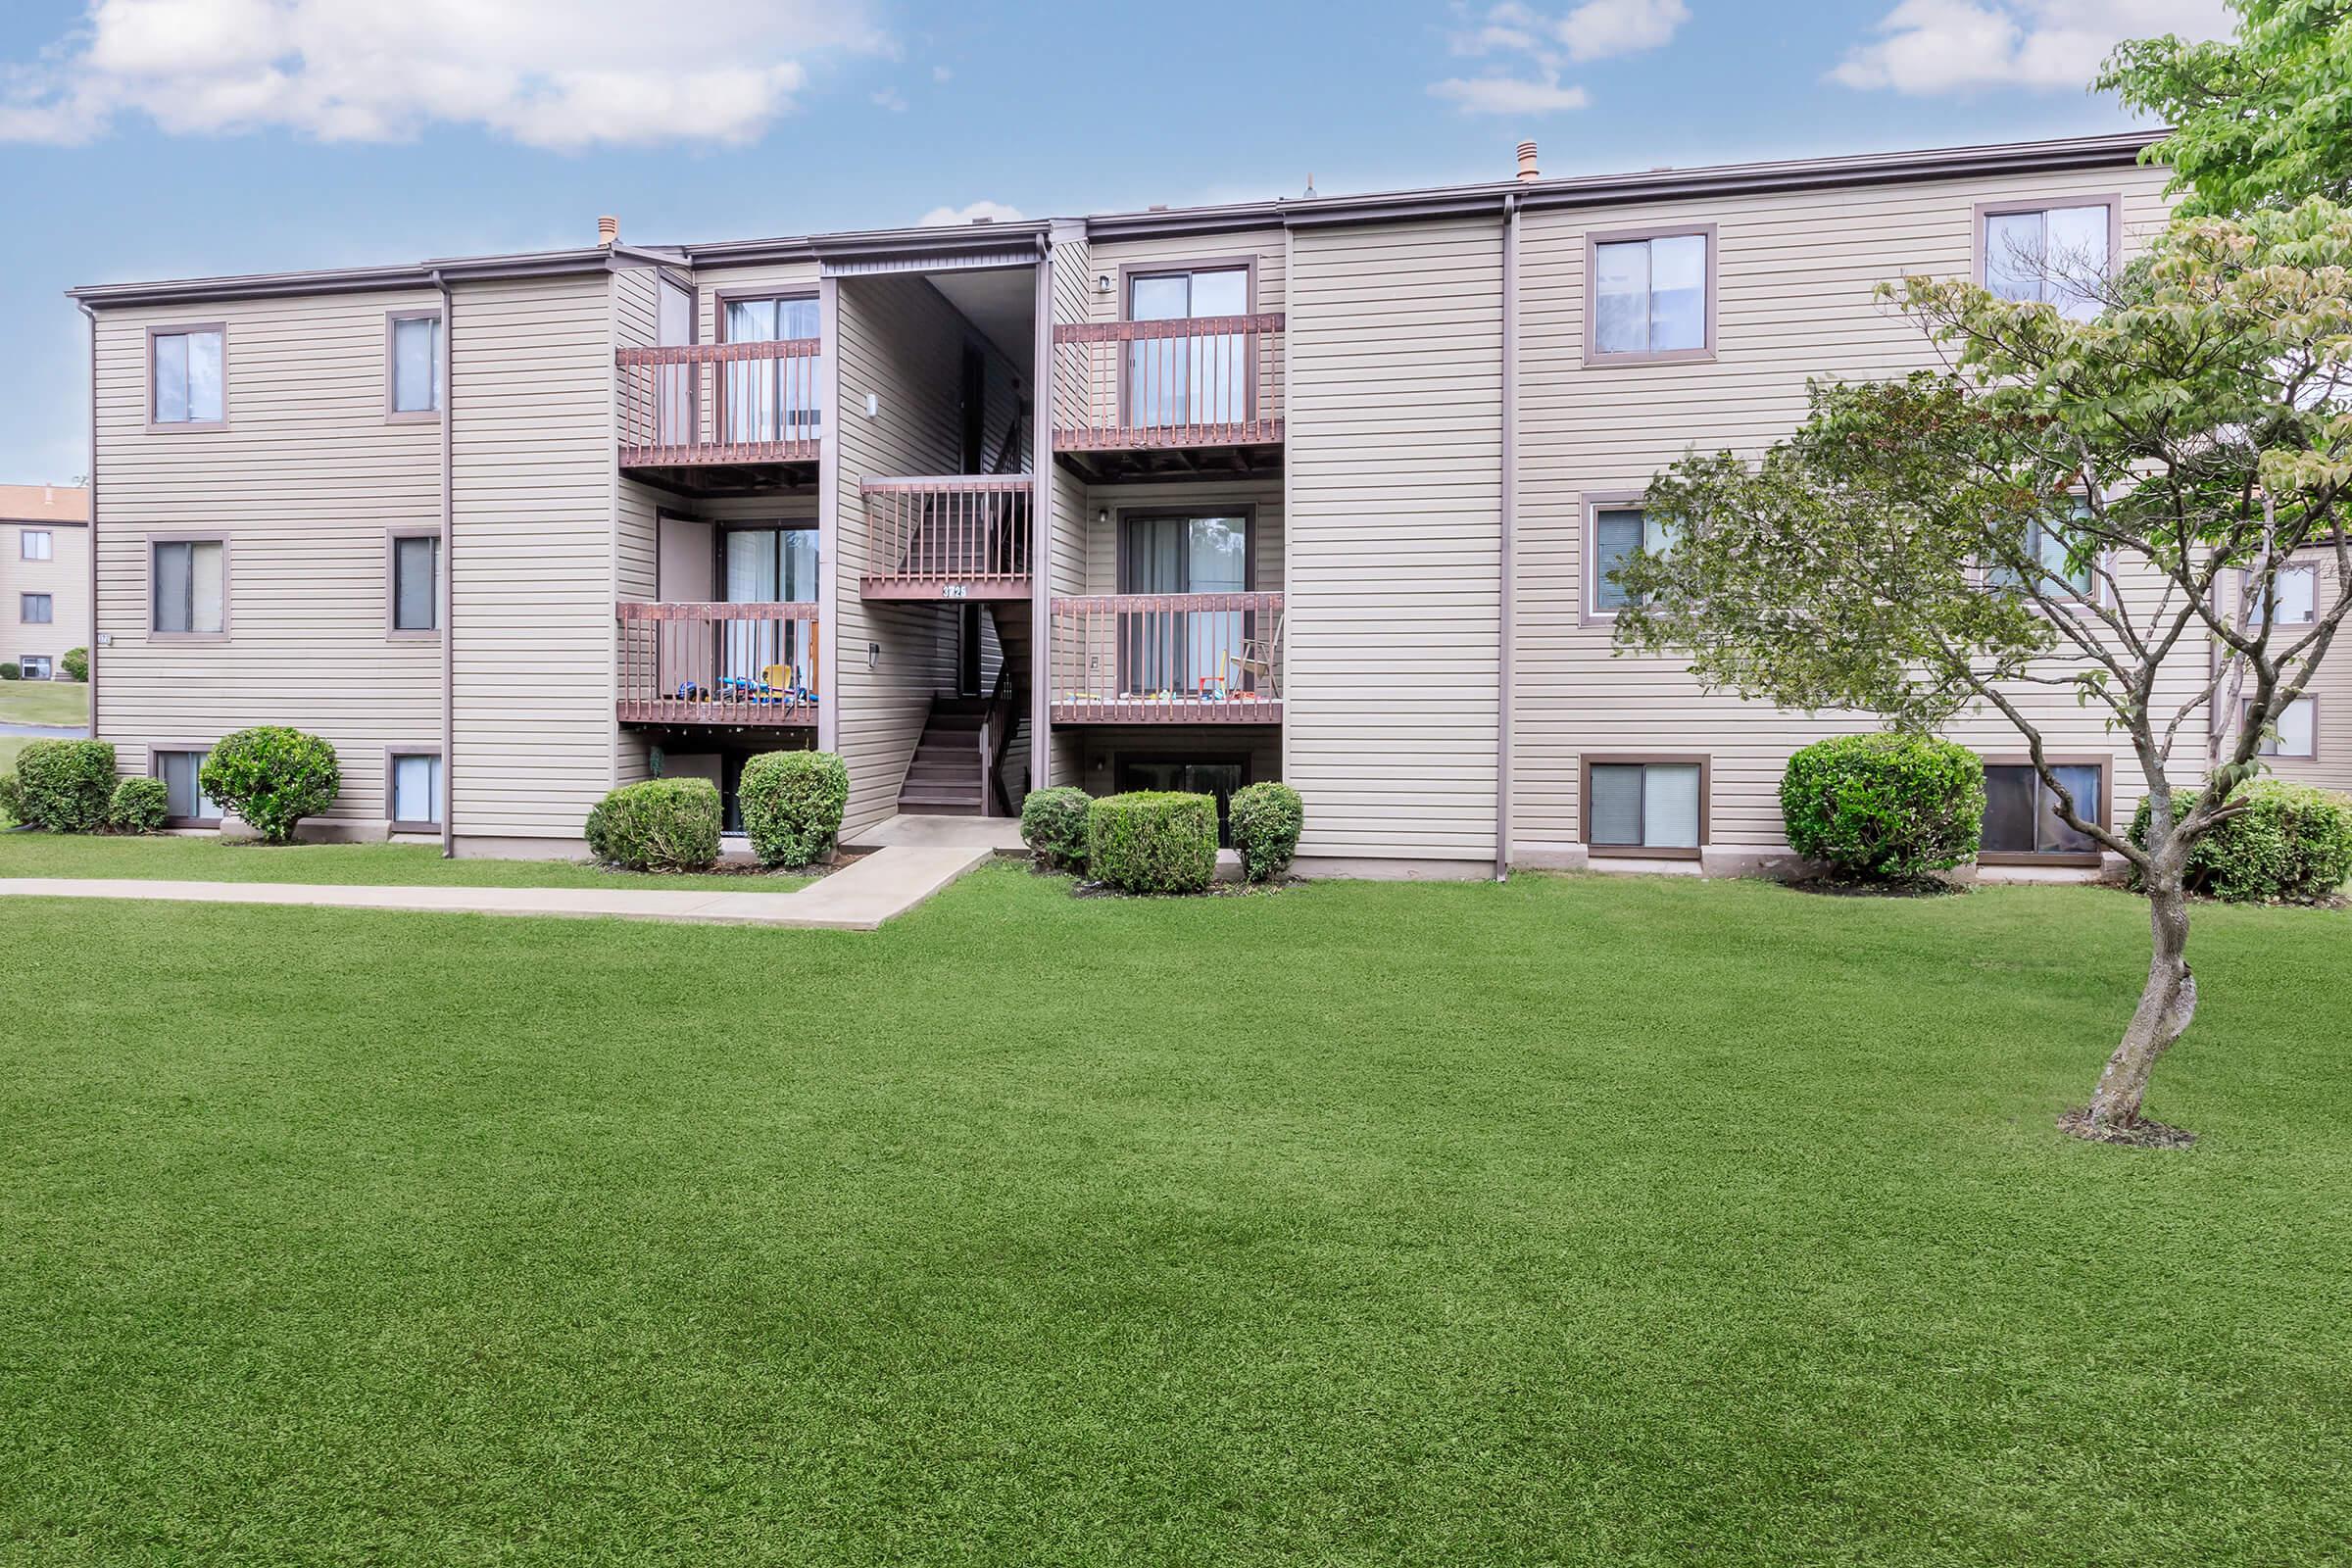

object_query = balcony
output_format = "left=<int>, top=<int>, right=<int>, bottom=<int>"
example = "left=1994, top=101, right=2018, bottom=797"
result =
left=1051, top=314, right=1285, bottom=481
left=616, top=339, right=822, bottom=494
left=859, top=475, right=1034, bottom=601
left=1048, top=592, right=1284, bottom=724
left=615, top=600, right=818, bottom=728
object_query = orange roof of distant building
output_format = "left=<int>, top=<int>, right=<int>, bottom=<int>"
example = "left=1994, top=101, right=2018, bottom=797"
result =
left=0, top=484, right=89, bottom=525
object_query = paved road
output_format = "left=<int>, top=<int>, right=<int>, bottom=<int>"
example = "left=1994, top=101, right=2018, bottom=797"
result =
left=0, top=722, right=88, bottom=738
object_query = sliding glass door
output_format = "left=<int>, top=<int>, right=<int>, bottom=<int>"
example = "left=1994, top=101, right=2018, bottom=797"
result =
left=1119, top=514, right=1249, bottom=698
left=1127, top=267, right=1249, bottom=428
left=722, top=527, right=818, bottom=692
left=721, top=295, right=820, bottom=444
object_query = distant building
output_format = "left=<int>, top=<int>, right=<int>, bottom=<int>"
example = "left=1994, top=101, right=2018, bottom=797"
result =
left=0, top=484, right=89, bottom=683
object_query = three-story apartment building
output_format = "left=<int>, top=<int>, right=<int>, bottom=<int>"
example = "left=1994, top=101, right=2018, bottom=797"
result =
left=0, top=484, right=89, bottom=685
left=74, top=130, right=2323, bottom=876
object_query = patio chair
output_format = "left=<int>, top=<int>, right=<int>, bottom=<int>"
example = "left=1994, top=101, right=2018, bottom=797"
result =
left=1225, top=609, right=1285, bottom=699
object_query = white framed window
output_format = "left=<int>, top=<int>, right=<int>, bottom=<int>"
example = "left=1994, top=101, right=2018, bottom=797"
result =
left=155, top=749, right=223, bottom=825
left=387, top=311, right=443, bottom=418
left=389, top=752, right=444, bottom=827
left=150, top=325, right=225, bottom=426
left=151, top=538, right=226, bottom=636
left=1588, top=226, right=1714, bottom=363
left=1584, top=757, right=1707, bottom=858
left=19, top=655, right=51, bottom=680
left=1587, top=501, right=1675, bottom=616
left=2253, top=696, right=2318, bottom=760
left=388, top=531, right=440, bottom=637
left=20, top=529, right=52, bottom=562
left=1989, top=505, right=2096, bottom=600
left=1979, top=200, right=2116, bottom=319
left=19, top=593, right=51, bottom=624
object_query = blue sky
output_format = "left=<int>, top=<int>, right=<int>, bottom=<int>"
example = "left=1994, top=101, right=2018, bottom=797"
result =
left=0, top=0, right=2230, bottom=482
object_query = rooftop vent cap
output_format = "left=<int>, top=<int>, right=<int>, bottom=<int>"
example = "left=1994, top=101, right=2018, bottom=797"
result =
left=1516, top=141, right=1540, bottom=183
left=597, top=215, right=619, bottom=248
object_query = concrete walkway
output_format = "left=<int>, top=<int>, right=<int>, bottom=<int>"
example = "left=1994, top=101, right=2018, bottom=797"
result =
left=0, top=844, right=995, bottom=931
left=846, top=811, right=1027, bottom=853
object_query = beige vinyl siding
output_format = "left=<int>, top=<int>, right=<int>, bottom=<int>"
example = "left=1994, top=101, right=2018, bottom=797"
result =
left=450, top=271, right=617, bottom=841
left=831, top=271, right=992, bottom=831
left=1511, top=163, right=2188, bottom=858
left=90, top=291, right=444, bottom=825
left=1288, top=218, right=1502, bottom=862
left=2235, top=549, right=2352, bottom=793
left=612, top=267, right=663, bottom=606
left=3, top=521, right=90, bottom=675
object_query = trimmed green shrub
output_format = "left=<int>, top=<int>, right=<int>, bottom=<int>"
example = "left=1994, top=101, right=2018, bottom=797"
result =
left=1087, top=791, right=1217, bottom=895
left=200, top=727, right=340, bottom=844
left=2131, top=779, right=2352, bottom=904
left=1019, top=785, right=1094, bottom=871
left=107, top=776, right=171, bottom=835
left=1229, top=781, right=1303, bottom=883
left=1781, top=732, right=1985, bottom=881
left=738, top=749, right=848, bottom=866
left=15, top=739, right=116, bottom=833
left=0, top=662, right=18, bottom=681
left=62, top=647, right=88, bottom=683
left=585, top=777, right=721, bottom=871
left=0, top=772, right=23, bottom=827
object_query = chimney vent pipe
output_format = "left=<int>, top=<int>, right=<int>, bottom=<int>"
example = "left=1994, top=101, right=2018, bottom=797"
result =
left=597, top=215, right=619, bottom=247
left=1516, top=141, right=1540, bottom=182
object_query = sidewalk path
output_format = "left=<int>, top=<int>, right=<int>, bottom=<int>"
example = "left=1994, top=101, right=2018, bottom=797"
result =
left=0, top=844, right=995, bottom=931
left=0, top=722, right=88, bottom=738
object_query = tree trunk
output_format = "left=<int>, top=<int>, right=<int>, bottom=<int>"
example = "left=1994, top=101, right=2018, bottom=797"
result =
left=2074, top=879, right=2196, bottom=1139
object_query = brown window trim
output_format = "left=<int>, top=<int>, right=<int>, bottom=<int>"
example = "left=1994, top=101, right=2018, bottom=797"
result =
left=19, top=593, right=52, bottom=625
left=1112, top=504, right=1260, bottom=591
left=1584, top=223, right=1718, bottom=368
left=385, top=746, right=445, bottom=833
left=1972, top=194, right=2123, bottom=296
left=384, top=308, right=444, bottom=424
left=385, top=526, right=443, bottom=642
left=1115, top=255, right=1261, bottom=429
left=1582, top=488, right=1651, bottom=624
left=20, top=529, right=52, bottom=561
left=1580, top=753, right=1711, bottom=860
left=145, top=532, right=231, bottom=643
left=1979, top=754, right=2110, bottom=868
left=144, top=321, right=229, bottom=433
left=150, top=743, right=222, bottom=829
left=712, top=287, right=820, bottom=444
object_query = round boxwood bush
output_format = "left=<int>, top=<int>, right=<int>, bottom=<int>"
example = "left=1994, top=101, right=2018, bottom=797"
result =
left=199, top=727, right=339, bottom=844
left=738, top=749, right=848, bottom=866
left=0, top=662, right=19, bottom=681
left=62, top=647, right=88, bottom=683
left=2131, top=779, right=2352, bottom=904
left=1019, top=785, right=1093, bottom=871
left=1781, top=732, right=1985, bottom=882
left=1087, top=791, right=1218, bottom=895
left=107, top=776, right=171, bottom=835
left=15, top=738, right=117, bottom=833
left=585, top=777, right=721, bottom=871
left=1229, top=781, right=1303, bottom=882
left=0, top=771, right=24, bottom=827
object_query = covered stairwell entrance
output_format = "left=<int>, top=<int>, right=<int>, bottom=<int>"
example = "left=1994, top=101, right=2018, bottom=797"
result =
left=897, top=600, right=1030, bottom=817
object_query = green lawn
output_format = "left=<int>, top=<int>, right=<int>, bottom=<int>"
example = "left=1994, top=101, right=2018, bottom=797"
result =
left=0, top=677, right=88, bottom=727
left=2, top=865, right=2345, bottom=1566
left=0, top=833, right=810, bottom=892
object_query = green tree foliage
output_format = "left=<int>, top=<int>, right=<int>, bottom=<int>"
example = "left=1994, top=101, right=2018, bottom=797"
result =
left=2101, top=1, right=2352, bottom=215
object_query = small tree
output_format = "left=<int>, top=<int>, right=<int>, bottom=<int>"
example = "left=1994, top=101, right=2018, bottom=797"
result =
left=1614, top=201, right=2352, bottom=1146
left=2100, top=0, right=2352, bottom=216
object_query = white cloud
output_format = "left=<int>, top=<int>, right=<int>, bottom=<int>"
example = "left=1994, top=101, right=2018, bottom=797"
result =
left=871, top=87, right=907, bottom=112
left=1428, top=73, right=1591, bottom=115
left=1831, top=0, right=2231, bottom=95
left=1554, top=0, right=1689, bottom=61
left=917, top=199, right=1023, bottom=227
left=931, top=65, right=953, bottom=82
left=0, top=0, right=888, bottom=149
left=1433, top=0, right=1683, bottom=116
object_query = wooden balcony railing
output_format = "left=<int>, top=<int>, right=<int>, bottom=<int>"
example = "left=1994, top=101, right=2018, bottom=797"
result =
left=617, top=339, right=823, bottom=468
left=616, top=600, right=818, bottom=727
left=859, top=475, right=1034, bottom=600
left=1051, top=314, right=1285, bottom=451
left=1048, top=592, right=1284, bottom=723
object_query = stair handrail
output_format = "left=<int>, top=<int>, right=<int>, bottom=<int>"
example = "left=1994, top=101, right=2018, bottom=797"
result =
left=977, top=658, right=1018, bottom=818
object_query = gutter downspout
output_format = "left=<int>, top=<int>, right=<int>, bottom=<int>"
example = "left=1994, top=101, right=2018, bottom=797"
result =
left=1495, top=194, right=1519, bottom=881
left=78, top=302, right=97, bottom=741
left=1030, top=231, right=1054, bottom=787
left=434, top=269, right=455, bottom=858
